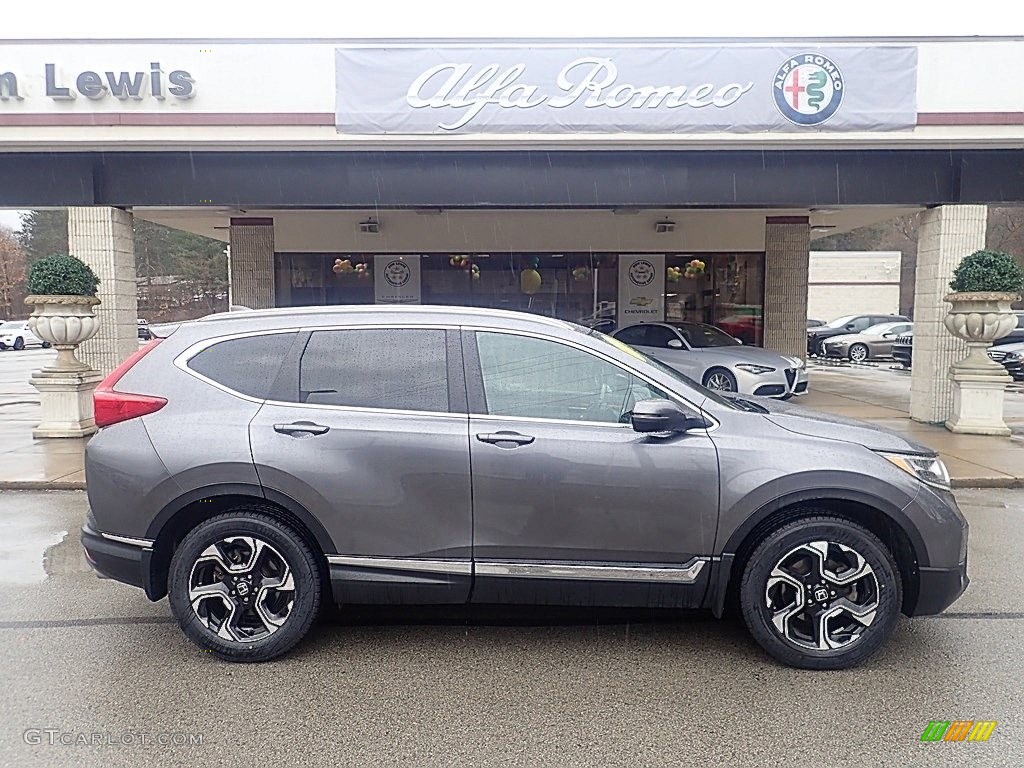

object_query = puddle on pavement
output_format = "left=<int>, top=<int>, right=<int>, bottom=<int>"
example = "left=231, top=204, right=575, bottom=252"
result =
left=0, top=515, right=90, bottom=584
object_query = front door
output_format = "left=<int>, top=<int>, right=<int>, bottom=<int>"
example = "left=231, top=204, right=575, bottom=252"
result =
left=464, top=330, right=719, bottom=607
left=249, top=327, right=472, bottom=603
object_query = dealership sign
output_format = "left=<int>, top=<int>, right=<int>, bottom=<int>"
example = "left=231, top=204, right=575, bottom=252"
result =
left=336, top=46, right=917, bottom=134
left=374, top=255, right=421, bottom=304
left=617, top=255, right=665, bottom=329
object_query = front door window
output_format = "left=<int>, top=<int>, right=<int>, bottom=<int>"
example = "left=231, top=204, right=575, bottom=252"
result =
left=475, top=332, right=667, bottom=424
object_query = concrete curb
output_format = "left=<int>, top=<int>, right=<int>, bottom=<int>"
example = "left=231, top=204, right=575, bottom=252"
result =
left=951, top=476, right=1024, bottom=489
left=0, top=481, right=87, bottom=491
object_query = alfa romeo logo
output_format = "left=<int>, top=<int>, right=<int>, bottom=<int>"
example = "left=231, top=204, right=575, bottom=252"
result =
left=383, top=260, right=412, bottom=288
left=628, top=259, right=656, bottom=287
left=773, top=54, right=844, bottom=126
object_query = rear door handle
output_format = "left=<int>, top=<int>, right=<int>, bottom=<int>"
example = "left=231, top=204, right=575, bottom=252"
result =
left=476, top=431, right=535, bottom=447
left=274, top=421, right=330, bottom=436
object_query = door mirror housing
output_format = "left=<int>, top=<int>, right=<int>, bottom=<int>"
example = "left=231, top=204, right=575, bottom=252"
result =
left=630, top=399, right=709, bottom=433
left=666, top=338, right=684, bottom=349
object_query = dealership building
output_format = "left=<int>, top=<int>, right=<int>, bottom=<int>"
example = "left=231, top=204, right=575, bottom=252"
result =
left=1, top=36, right=1022, bottom=424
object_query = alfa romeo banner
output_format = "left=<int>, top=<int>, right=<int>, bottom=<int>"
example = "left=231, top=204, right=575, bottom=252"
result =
left=617, top=255, right=665, bottom=329
left=374, top=255, right=421, bottom=304
left=336, top=46, right=918, bottom=134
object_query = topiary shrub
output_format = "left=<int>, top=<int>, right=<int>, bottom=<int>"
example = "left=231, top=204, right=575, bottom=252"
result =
left=949, top=250, right=1024, bottom=294
left=27, top=254, right=100, bottom=296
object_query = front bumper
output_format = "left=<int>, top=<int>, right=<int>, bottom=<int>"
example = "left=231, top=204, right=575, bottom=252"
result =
left=822, top=341, right=851, bottom=358
left=1002, top=359, right=1024, bottom=380
left=734, top=366, right=808, bottom=398
left=910, top=562, right=969, bottom=616
left=81, top=522, right=152, bottom=594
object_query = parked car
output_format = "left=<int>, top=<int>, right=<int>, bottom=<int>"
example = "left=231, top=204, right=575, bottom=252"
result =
left=612, top=321, right=808, bottom=398
left=821, top=321, right=914, bottom=362
left=892, top=312, right=1024, bottom=369
left=137, top=319, right=152, bottom=340
left=892, top=331, right=913, bottom=368
left=0, top=320, right=49, bottom=351
left=83, top=306, right=968, bottom=669
left=807, top=314, right=911, bottom=356
left=988, top=341, right=1024, bottom=380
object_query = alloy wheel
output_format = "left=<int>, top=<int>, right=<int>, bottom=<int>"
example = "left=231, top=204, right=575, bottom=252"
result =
left=764, top=540, right=879, bottom=651
left=188, top=535, right=295, bottom=643
left=849, top=345, right=868, bottom=362
left=705, top=372, right=736, bottom=391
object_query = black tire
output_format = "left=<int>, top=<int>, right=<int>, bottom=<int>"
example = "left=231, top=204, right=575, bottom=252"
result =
left=168, top=509, right=322, bottom=662
left=41, top=342, right=51, bottom=349
left=13, top=337, right=24, bottom=351
left=702, top=367, right=738, bottom=392
left=848, top=344, right=869, bottom=363
left=739, top=515, right=902, bottom=670
left=0, top=343, right=6, bottom=350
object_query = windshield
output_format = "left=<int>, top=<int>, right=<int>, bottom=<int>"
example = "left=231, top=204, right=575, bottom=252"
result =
left=0, top=322, right=23, bottom=331
left=863, top=323, right=897, bottom=336
left=824, top=315, right=857, bottom=329
left=669, top=322, right=741, bottom=348
left=588, top=329, right=738, bottom=410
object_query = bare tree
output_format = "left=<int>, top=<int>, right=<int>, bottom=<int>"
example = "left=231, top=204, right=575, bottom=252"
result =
left=0, top=226, right=27, bottom=319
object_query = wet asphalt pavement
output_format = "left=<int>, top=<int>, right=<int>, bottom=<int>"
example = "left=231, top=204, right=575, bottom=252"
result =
left=0, top=488, right=1021, bottom=767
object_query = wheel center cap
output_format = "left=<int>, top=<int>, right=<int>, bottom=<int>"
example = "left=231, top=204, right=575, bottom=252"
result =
left=236, top=581, right=250, bottom=597
left=813, top=587, right=829, bottom=602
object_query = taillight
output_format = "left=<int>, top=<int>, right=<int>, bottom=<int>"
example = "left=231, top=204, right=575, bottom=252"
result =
left=93, top=338, right=167, bottom=428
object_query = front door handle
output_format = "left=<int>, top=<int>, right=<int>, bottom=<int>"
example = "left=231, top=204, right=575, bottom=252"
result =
left=476, top=431, right=535, bottom=447
left=274, top=421, right=330, bottom=436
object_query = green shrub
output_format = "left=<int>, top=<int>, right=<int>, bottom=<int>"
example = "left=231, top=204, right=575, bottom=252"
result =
left=27, top=254, right=100, bottom=296
left=949, top=250, right=1024, bottom=293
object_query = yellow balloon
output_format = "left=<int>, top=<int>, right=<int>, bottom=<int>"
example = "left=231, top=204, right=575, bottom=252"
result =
left=520, top=268, right=542, bottom=295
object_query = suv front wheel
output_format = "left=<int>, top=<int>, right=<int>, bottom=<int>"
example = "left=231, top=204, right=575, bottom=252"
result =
left=168, top=510, right=322, bottom=662
left=739, top=515, right=902, bottom=670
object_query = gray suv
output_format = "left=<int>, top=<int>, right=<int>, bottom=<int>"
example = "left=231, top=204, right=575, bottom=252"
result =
left=82, top=306, right=968, bottom=669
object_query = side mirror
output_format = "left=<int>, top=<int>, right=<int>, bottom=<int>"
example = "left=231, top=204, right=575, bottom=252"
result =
left=734, top=337, right=743, bottom=345
left=630, top=399, right=709, bottom=434
left=845, top=324, right=856, bottom=330
left=882, top=332, right=894, bottom=339
left=667, top=338, right=684, bottom=349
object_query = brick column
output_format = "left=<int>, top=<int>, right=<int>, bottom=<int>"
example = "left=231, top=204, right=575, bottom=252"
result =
left=910, top=205, right=987, bottom=423
left=69, top=207, right=138, bottom=375
left=763, top=216, right=810, bottom=359
left=229, top=217, right=275, bottom=309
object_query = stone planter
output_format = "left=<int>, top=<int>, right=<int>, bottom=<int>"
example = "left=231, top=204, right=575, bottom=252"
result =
left=24, top=294, right=102, bottom=439
left=942, top=291, right=1020, bottom=435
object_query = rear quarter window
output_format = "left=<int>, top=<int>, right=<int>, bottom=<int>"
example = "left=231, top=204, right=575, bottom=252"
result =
left=187, top=333, right=296, bottom=399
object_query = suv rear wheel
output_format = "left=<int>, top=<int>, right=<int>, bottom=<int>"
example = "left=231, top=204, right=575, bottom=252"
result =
left=739, top=515, right=901, bottom=670
left=168, top=510, right=322, bottom=662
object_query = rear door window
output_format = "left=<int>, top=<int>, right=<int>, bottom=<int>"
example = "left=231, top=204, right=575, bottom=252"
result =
left=297, top=328, right=449, bottom=412
left=187, top=332, right=297, bottom=399
left=613, top=325, right=649, bottom=347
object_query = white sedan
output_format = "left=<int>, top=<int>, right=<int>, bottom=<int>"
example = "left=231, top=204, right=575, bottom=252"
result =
left=0, top=321, right=49, bottom=351
left=612, top=321, right=808, bottom=399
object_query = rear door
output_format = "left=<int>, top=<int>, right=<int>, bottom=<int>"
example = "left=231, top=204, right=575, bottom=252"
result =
left=249, top=326, right=473, bottom=603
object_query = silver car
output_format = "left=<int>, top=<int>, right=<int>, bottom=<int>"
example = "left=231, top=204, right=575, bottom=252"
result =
left=612, top=321, right=808, bottom=398
left=822, top=321, right=913, bottom=362
left=82, top=306, right=967, bottom=670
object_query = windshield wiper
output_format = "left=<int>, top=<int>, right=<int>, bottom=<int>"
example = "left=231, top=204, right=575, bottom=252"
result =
left=724, top=395, right=769, bottom=413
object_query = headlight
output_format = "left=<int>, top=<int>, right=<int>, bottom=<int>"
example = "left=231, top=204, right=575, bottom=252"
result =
left=881, top=452, right=950, bottom=490
left=1006, top=352, right=1022, bottom=362
left=735, top=364, right=776, bottom=375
